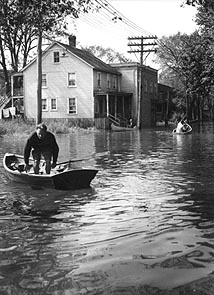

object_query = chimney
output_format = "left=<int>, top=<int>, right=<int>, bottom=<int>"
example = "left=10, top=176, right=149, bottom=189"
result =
left=68, top=35, right=76, bottom=47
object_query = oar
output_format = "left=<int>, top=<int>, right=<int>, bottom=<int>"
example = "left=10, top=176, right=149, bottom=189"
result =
left=57, top=151, right=109, bottom=166
left=57, top=158, right=90, bottom=166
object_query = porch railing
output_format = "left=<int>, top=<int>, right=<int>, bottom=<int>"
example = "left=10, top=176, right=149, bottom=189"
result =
left=108, top=114, right=128, bottom=127
left=108, top=114, right=120, bottom=126
left=0, top=93, right=12, bottom=109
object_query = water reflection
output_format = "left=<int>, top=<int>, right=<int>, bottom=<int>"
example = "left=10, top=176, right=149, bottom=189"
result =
left=1, top=124, right=214, bottom=293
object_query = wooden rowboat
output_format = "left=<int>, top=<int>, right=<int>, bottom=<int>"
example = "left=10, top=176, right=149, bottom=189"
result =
left=3, top=153, right=98, bottom=190
left=172, top=123, right=192, bottom=134
left=111, top=123, right=136, bottom=131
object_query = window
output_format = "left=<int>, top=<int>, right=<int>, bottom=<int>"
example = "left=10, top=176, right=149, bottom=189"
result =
left=50, top=98, right=57, bottom=111
left=97, top=72, right=101, bottom=87
left=68, top=97, right=77, bottom=114
left=53, top=51, right=60, bottom=63
left=68, top=72, right=76, bottom=87
left=42, top=74, right=47, bottom=88
left=107, top=74, right=111, bottom=89
left=42, top=98, right=48, bottom=111
left=113, top=75, right=117, bottom=89
left=144, top=79, right=148, bottom=92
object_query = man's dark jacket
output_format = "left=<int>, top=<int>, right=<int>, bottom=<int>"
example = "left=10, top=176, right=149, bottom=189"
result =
left=24, top=131, right=59, bottom=165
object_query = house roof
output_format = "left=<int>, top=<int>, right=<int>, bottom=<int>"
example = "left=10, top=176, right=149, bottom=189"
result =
left=21, top=41, right=121, bottom=76
left=158, top=83, right=173, bottom=91
left=58, top=42, right=121, bottom=75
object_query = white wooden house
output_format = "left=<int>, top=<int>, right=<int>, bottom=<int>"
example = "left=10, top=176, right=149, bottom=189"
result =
left=12, top=36, right=134, bottom=128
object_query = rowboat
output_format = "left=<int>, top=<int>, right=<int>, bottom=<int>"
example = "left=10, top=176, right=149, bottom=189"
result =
left=156, top=120, right=166, bottom=127
left=172, top=123, right=192, bottom=134
left=111, top=123, right=136, bottom=131
left=156, top=120, right=175, bottom=127
left=3, top=153, right=98, bottom=190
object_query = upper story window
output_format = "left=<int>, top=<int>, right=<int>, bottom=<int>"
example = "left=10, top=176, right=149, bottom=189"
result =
left=53, top=51, right=60, bottom=63
left=67, top=97, right=77, bottom=114
left=107, top=74, right=111, bottom=89
left=113, top=75, right=117, bottom=89
left=42, top=98, right=48, bottom=111
left=68, top=72, right=76, bottom=87
left=42, top=74, right=47, bottom=88
left=144, top=79, right=148, bottom=92
left=51, top=98, right=57, bottom=111
left=150, top=81, right=153, bottom=92
left=97, top=72, right=101, bottom=87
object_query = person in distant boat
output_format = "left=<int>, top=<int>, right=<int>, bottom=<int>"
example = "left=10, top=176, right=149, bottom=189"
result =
left=24, top=123, right=59, bottom=174
left=176, top=117, right=188, bottom=133
left=128, top=118, right=133, bottom=128
left=176, top=117, right=184, bottom=133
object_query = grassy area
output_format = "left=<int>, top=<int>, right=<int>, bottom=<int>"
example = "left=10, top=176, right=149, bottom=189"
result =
left=0, top=118, right=96, bottom=136
left=0, top=119, right=35, bottom=136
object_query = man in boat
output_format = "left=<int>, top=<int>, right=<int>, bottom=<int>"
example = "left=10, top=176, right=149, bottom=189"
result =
left=24, top=123, right=59, bottom=174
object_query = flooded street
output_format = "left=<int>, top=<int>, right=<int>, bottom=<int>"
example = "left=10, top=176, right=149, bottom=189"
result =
left=1, top=123, right=214, bottom=294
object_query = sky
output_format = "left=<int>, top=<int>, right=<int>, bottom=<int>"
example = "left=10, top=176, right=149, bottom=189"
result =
left=69, top=0, right=197, bottom=67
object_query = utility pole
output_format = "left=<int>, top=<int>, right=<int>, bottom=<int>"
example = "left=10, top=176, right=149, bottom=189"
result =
left=128, top=36, right=157, bottom=128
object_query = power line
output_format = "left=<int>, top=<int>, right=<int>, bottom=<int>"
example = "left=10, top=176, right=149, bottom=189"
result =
left=69, top=0, right=159, bottom=64
left=74, top=0, right=157, bottom=38
left=102, top=0, right=156, bottom=37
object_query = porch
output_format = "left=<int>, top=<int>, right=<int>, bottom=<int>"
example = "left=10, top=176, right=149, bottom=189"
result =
left=94, top=92, right=133, bottom=129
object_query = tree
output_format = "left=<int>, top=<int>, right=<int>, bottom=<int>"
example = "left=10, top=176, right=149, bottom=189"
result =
left=0, top=0, right=39, bottom=94
left=195, top=5, right=214, bottom=39
left=184, top=0, right=214, bottom=10
left=156, top=31, right=214, bottom=120
left=194, top=5, right=214, bottom=119
left=82, top=45, right=133, bottom=63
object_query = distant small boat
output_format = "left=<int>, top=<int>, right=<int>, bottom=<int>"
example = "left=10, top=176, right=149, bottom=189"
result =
left=173, top=123, right=192, bottom=134
left=3, top=153, right=98, bottom=190
left=111, top=123, right=136, bottom=131
left=156, top=120, right=166, bottom=127
left=156, top=120, right=175, bottom=127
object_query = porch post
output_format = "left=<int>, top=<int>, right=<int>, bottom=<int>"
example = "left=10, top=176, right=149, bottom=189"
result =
left=122, top=95, right=125, bottom=117
left=106, top=94, right=109, bottom=117
left=11, top=75, right=14, bottom=107
left=115, top=95, right=117, bottom=118
left=11, top=75, right=14, bottom=119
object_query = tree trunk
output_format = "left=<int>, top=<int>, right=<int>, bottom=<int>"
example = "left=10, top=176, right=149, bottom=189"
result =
left=36, top=31, right=42, bottom=124
left=0, top=32, right=10, bottom=94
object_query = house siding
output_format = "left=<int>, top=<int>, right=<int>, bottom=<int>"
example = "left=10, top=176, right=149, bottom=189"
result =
left=93, top=70, right=120, bottom=93
left=119, top=68, right=138, bottom=119
left=111, top=63, right=158, bottom=127
left=24, top=44, right=94, bottom=120
left=141, top=67, right=158, bottom=127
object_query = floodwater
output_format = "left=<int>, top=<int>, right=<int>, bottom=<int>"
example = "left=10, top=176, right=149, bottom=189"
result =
left=1, top=123, right=214, bottom=295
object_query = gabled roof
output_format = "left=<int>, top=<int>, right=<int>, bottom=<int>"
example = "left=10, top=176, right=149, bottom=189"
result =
left=21, top=41, right=121, bottom=76
left=58, top=42, right=121, bottom=75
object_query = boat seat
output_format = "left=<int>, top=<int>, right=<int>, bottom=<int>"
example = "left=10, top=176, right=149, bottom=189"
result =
left=9, top=163, right=18, bottom=171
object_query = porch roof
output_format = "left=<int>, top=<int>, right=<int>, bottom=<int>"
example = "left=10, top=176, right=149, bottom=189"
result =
left=94, top=91, right=132, bottom=97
